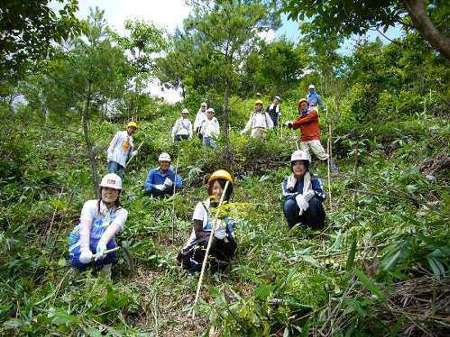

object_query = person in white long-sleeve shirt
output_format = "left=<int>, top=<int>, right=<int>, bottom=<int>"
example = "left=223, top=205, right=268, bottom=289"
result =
left=172, top=108, right=193, bottom=142
left=106, top=122, right=138, bottom=178
left=194, top=102, right=208, bottom=139
left=241, top=100, right=274, bottom=138
left=200, top=108, right=220, bottom=148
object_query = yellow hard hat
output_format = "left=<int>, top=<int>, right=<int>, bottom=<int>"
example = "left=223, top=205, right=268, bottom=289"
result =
left=298, top=98, right=308, bottom=107
left=208, top=169, right=233, bottom=184
left=127, top=121, right=138, bottom=129
left=255, top=99, right=263, bottom=106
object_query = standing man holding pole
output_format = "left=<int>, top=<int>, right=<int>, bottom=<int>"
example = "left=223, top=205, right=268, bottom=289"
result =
left=106, top=122, right=138, bottom=178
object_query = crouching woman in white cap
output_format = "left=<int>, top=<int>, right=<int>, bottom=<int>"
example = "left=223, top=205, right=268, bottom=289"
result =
left=282, top=150, right=326, bottom=229
left=68, top=173, right=127, bottom=274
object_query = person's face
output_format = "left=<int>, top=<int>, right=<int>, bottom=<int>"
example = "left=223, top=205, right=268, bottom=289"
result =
left=292, top=161, right=307, bottom=177
left=299, top=102, right=308, bottom=112
left=211, top=180, right=223, bottom=201
left=255, top=103, right=263, bottom=112
left=201, top=105, right=207, bottom=112
left=159, top=161, right=170, bottom=171
left=182, top=113, right=188, bottom=119
left=309, top=88, right=315, bottom=94
left=273, top=99, right=279, bottom=105
left=207, top=111, right=214, bottom=120
left=127, top=126, right=137, bottom=135
left=102, top=187, right=119, bottom=204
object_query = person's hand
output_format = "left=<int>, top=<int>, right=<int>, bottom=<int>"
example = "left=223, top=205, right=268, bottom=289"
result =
left=131, top=150, right=138, bottom=157
left=153, top=184, right=166, bottom=191
left=164, top=178, right=173, bottom=188
left=214, top=228, right=226, bottom=240
left=285, top=121, right=293, bottom=129
left=295, top=194, right=309, bottom=215
left=79, top=249, right=93, bottom=264
left=303, top=190, right=315, bottom=202
left=95, top=241, right=107, bottom=261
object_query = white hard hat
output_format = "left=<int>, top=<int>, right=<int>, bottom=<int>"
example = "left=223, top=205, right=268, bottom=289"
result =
left=201, top=102, right=207, bottom=107
left=308, top=84, right=315, bottom=89
left=206, top=108, right=215, bottom=113
left=158, top=152, right=171, bottom=162
left=291, top=150, right=311, bottom=163
left=274, top=96, right=281, bottom=101
left=99, top=173, right=122, bottom=190
left=181, top=108, right=189, bottom=114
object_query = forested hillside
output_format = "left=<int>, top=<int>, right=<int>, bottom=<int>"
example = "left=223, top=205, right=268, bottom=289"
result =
left=1, top=1, right=449, bottom=336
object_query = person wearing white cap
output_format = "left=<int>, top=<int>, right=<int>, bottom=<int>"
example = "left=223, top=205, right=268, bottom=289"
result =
left=194, top=102, right=208, bottom=139
left=144, top=152, right=183, bottom=197
left=171, top=108, right=193, bottom=142
left=199, top=108, right=220, bottom=148
left=307, top=84, right=325, bottom=110
left=68, top=173, right=128, bottom=275
left=266, top=96, right=282, bottom=127
left=281, top=150, right=326, bottom=229
left=106, top=121, right=138, bottom=178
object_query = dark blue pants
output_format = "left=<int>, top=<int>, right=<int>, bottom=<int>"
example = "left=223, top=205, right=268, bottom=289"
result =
left=283, top=196, right=325, bottom=229
left=107, top=161, right=125, bottom=178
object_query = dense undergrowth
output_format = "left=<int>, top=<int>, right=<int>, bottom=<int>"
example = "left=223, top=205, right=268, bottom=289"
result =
left=0, top=97, right=449, bottom=337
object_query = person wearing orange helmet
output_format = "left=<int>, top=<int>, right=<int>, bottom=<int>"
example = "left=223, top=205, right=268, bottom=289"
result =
left=177, top=170, right=237, bottom=272
left=286, top=99, right=338, bottom=173
left=106, top=121, right=138, bottom=178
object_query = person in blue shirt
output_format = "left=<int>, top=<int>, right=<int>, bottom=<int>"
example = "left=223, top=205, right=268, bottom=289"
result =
left=281, top=150, right=326, bottom=229
left=307, top=84, right=325, bottom=110
left=144, top=152, right=183, bottom=198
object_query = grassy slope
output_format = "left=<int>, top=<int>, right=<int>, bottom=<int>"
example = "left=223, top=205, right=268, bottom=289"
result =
left=0, top=101, right=449, bottom=337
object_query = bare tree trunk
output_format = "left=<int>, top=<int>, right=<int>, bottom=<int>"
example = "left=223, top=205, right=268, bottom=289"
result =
left=81, top=82, right=100, bottom=197
left=223, top=80, right=231, bottom=144
left=403, top=0, right=450, bottom=60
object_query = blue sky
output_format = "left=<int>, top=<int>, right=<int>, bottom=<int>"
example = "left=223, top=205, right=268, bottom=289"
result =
left=277, top=14, right=403, bottom=55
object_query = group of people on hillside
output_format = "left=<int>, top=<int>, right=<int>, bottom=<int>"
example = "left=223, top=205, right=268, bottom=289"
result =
left=67, top=84, right=334, bottom=276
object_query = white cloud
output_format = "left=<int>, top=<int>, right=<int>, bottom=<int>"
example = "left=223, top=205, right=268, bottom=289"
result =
left=77, top=0, right=190, bottom=34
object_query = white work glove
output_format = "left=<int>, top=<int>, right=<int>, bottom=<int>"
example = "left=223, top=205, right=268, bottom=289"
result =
left=303, top=190, right=315, bottom=202
left=131, top=150, right=138, bottom=157
left=295, top=194, right=309, bottom=216
left=79, top=249, right=93, bottom=264
left=214, top=228, right=227, bottom=240
left=285, top=121, right=293, bottom=128
left=153, top=184, right=166, bottom=191
left=163, top=177, right=173, bottom=188
left=95, top=241, right=107, bottom=261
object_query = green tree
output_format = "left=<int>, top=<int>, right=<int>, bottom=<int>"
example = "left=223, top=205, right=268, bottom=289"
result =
left=113, top=20, right=166, bottom=117
left=34, top=8, right=129, bottom=195
left=0, top=0, right=80, bottom=79
left=281, top=0, right=450, bottom=61
left=158, top=0, right=281, bottom=141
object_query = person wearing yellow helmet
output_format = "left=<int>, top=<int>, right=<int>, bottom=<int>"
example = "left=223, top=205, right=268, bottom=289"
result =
left=68, top=173, right=128, bottom=276
left=177, top=169, right=237, bottom=272
left=241, top=99, right=274, bottom=138
left=106, top=121, right=138, bottom=178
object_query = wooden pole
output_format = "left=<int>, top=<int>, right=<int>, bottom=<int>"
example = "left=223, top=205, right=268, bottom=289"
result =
left=171, top=156, right=179, bottom=242
left=191, top=181, right=230, bottom=318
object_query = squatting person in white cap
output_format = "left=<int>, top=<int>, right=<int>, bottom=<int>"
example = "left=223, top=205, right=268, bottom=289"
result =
left=68, top=173, right=127, bottom=275
left=281, top=150, right=326, bottom=229
left=171, top=108, right=193, bottom=142
left=144, top=152, right=183, bottom=198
